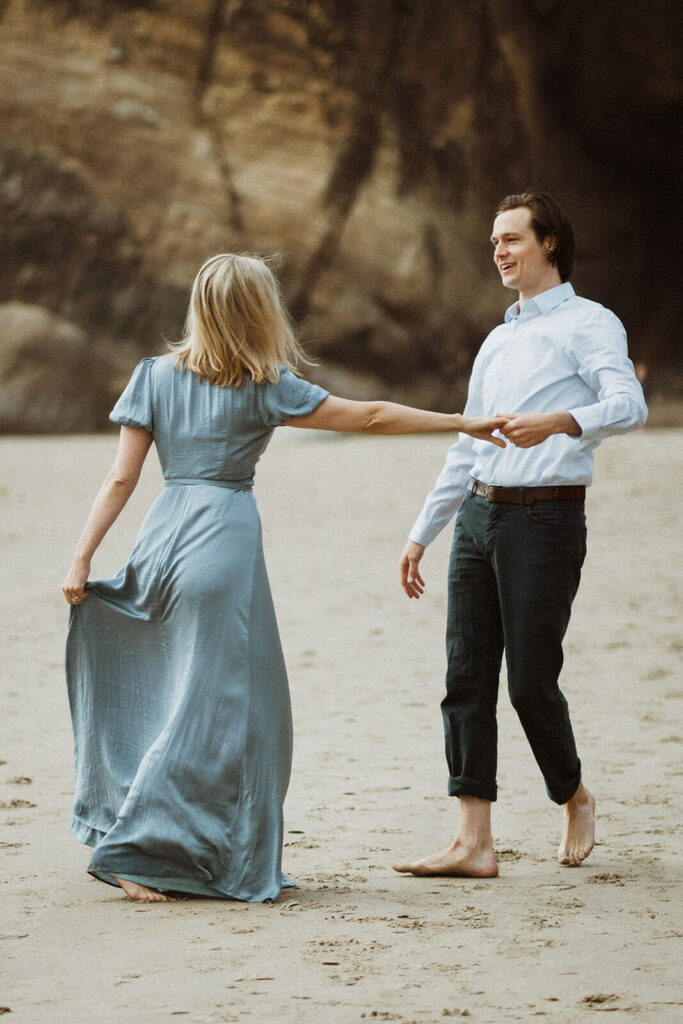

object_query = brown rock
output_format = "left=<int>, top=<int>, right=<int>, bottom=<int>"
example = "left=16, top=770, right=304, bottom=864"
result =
left=0, top=303, right=117, bottom=432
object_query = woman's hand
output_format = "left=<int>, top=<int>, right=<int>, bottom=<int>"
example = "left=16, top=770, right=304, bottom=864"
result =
left=60, top=425, right=152, bottom=609
left=459, top=415, right=509, bottom=447
left=62, top=558, right=91, bottom=606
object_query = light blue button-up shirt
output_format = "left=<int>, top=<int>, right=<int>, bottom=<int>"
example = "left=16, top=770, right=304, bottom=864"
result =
left=410, top=283, right=648, bottom=547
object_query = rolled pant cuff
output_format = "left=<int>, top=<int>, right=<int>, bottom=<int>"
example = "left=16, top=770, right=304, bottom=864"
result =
left=546, top=763, right=582, bottom=806
left=448, top=775, right=497, bottom=802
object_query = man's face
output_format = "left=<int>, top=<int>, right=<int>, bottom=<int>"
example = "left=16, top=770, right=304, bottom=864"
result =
left=490, top=207, right=554, bottom=298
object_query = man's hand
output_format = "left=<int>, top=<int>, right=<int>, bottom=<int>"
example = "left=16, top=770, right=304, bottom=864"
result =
left=498, top=411, right=581, bottom=448
left=399, top=540, right=426, bottom=598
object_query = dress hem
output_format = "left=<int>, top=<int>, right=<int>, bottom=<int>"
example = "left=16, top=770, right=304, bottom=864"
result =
left=73, top=815, right=295, bottom=902
left=87, top=868, right=296, bottom=903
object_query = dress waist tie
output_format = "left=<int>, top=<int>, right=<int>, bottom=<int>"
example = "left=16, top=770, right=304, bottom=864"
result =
left=164, top=478, right=253, bottom=492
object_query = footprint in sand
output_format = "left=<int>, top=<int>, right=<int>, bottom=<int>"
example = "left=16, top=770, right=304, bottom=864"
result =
left=586, top=873, right=626, bottom=886
left=496, top=848, right=523, bottom=863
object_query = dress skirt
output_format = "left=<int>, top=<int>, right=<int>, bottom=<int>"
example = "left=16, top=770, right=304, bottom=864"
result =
left=66, top=481, right=294, bottom=902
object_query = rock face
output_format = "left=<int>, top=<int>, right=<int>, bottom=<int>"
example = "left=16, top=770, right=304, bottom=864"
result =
left=0, top=0, right=680, bottom=429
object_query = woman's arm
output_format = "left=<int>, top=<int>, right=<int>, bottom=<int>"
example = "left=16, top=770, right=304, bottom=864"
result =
left=62, top=426, right=153, bottom=605
left=285, top=396, right=508, bottom=443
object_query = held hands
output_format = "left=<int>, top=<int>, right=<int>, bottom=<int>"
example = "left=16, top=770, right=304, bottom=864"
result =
left=399, top=540, right=426, bottom=599
left=497, top=411, right=581, bottom=448
left=457, top=410, right=581, bottom=449
left=459, top=415, right=510, bottom=448
left=62, top=558, right=91, bottom=606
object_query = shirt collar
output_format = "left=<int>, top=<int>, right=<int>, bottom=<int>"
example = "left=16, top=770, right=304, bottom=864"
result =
left=504, top=282, right=575, bottom=323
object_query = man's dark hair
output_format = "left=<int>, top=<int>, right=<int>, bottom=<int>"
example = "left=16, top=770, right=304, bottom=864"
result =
left=496, top=192, right=576, bottom=282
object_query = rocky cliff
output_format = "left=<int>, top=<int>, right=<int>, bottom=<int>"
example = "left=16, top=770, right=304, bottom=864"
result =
left=0, top=0, right=680, bottom=430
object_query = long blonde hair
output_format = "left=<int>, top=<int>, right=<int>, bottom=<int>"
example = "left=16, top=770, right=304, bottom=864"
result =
left=171, top=254, right=308, bottom=387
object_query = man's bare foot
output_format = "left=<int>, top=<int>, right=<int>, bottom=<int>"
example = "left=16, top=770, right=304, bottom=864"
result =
left=114, top=876, right=173, bottom=902
left=393, top=839, right=499, bottom=878
left=557, top=783, right=596, bottom=866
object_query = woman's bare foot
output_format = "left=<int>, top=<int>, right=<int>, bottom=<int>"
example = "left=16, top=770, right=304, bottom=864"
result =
left=114, top=877, right=173, bottom=902
left=557, top=783, right=596, bottom=866
left=393, top=838, right=499, bottom=878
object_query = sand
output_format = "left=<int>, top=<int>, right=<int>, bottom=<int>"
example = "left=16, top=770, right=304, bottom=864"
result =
left=0, top=427, right=681, bottom=1023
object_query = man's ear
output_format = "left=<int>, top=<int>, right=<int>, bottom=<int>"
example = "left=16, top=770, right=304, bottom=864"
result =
left=544, top=233, right=558, bottom=262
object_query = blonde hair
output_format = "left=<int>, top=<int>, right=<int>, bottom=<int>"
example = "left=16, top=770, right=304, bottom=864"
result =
left=171, top=254, right=308, bottom=387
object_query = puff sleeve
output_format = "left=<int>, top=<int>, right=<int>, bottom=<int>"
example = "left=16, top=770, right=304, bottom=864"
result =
left=109, top=358, right=155, bottom=431
left=256, top=368, right=329, bottom=427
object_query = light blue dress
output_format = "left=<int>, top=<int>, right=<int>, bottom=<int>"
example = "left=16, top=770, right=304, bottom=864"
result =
left=66, top=355, right=328, bottom=901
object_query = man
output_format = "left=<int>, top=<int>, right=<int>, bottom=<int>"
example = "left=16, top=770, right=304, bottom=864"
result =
left=394, top=192, right=647, bottom=877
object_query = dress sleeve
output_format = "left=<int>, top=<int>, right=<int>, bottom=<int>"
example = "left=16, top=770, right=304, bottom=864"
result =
left=257, top=367, right=329, bottom=427
left=109, top=358, right=155, bottom=431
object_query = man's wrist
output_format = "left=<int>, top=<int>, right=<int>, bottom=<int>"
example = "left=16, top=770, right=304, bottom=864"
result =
left=553, top=412, right=582, bottom=437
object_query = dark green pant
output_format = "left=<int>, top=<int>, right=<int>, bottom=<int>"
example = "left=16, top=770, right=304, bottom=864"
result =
left=443, top=489, right=587, bottom=804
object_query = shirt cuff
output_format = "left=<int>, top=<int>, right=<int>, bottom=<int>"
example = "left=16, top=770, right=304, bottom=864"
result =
left=567, top=404, right=602, bottom=442
left=409, top=505, right=462, bottom=548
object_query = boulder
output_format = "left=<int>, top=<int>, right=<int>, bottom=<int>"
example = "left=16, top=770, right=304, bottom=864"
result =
left=0, top=303, right=117, bottom=432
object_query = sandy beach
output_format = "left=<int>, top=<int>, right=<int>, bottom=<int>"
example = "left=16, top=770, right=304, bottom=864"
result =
left=1, top=427, right=681, bottom=1023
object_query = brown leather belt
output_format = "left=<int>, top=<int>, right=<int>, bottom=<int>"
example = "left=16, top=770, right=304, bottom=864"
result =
left=471, top=481, right=585, bottom=505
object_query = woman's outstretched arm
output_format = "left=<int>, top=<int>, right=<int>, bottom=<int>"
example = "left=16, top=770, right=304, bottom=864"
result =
left=62, top=426, right=153, bottom=605
left=285, top=396, right=508, bottom=444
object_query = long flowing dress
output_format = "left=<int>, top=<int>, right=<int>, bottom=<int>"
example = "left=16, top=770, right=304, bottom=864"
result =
left=65, top=355, right=328, bottom=901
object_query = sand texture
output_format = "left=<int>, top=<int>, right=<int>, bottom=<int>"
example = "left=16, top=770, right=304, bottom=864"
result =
left=1, top=428, right=681, bottom=1023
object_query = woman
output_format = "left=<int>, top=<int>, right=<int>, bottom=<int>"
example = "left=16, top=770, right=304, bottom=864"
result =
left=63, top=254, right=507, bottom=903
